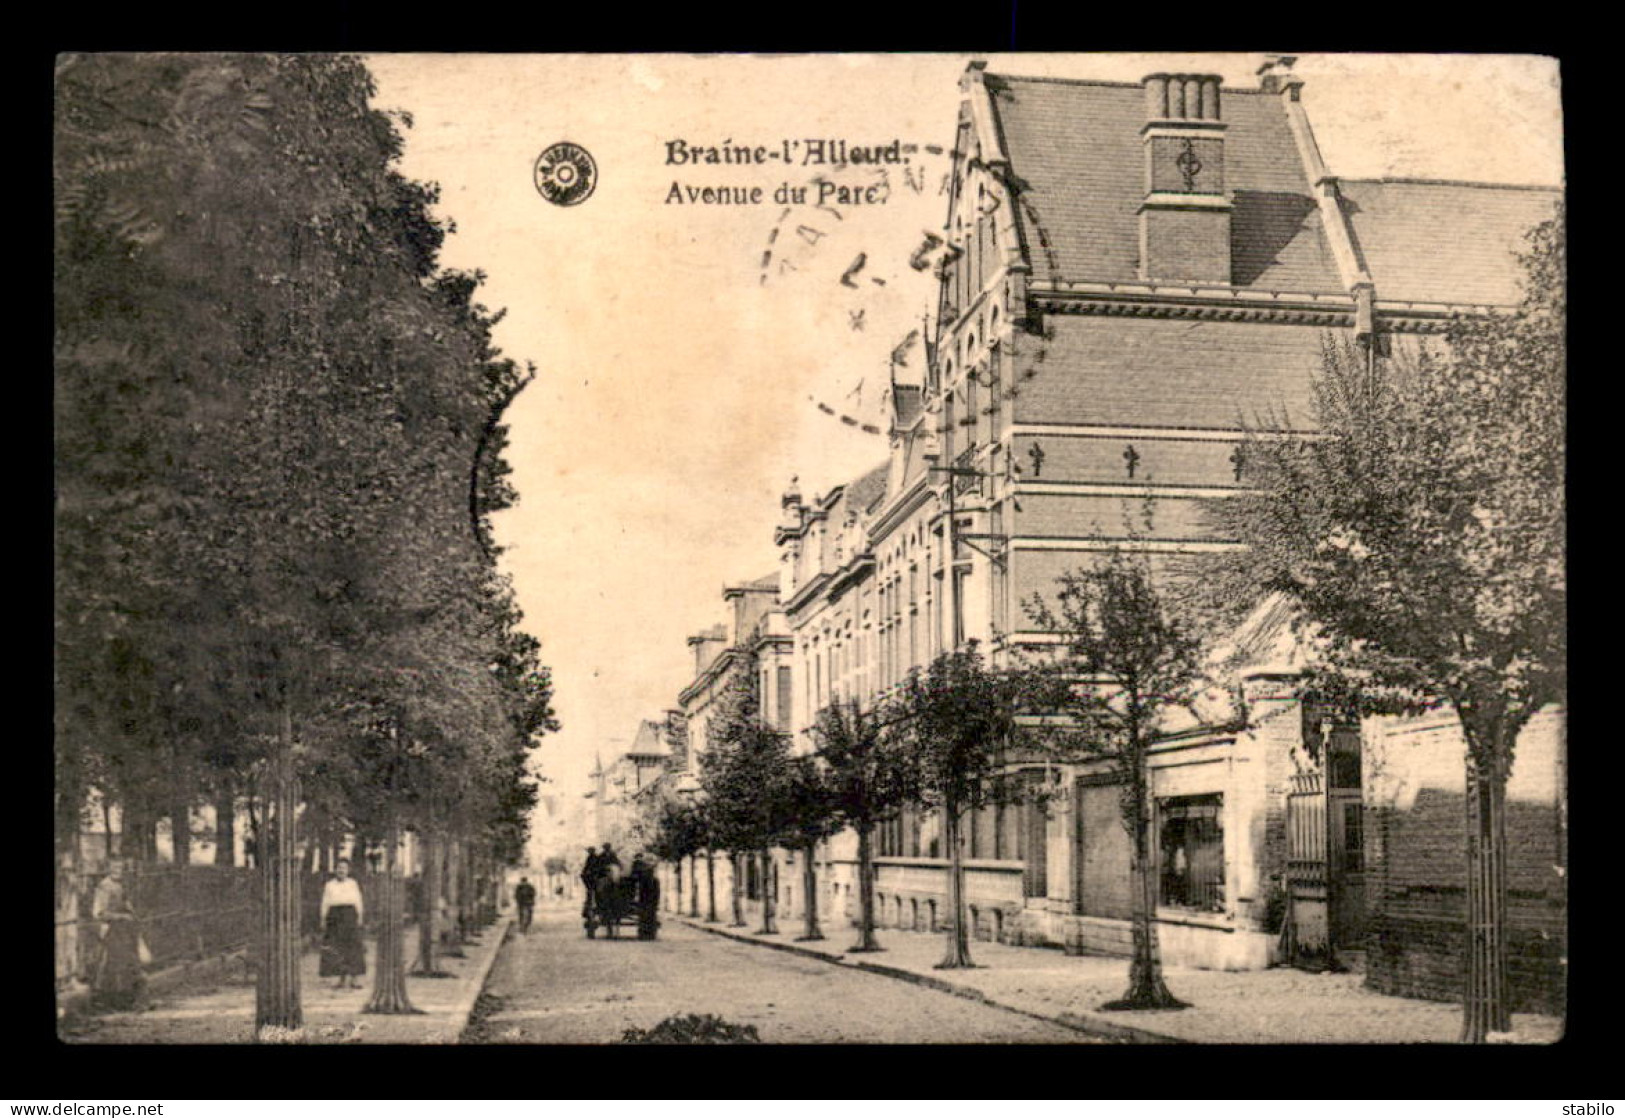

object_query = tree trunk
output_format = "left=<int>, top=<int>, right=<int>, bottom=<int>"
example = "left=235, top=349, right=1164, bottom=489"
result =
left=215, top=789, right=236, bottom=867
left=364, top=815, right=421, bottom=1015
left=254, top=709, right=302, bottom=1035
left=937, top=795, right=974, bottom=969
left=1461, top=745, right=1513, bottom=1041
left=797, top=838, right=823, bottom=941
left=851, top=821, right=882, bottom=952
left=243, top=795, right=260, bottom=869
left=443, top=838, right=467, bottom=957
left=689, top=853, right=700, bottom=917
left=126, top=802, right=158, bottom=864
left=1103, top=768, right=1185, bottom=1010
left=757, top=849, right=778, bottom=934
left=673, top=859, right=683, bottom=916
left=412, top=825, right=445, bottom=977
left=170, top=784, right=192, bottom=868
left=705, top=849, right=718, bottom=922
left=730, top=851, right=746, bottom=927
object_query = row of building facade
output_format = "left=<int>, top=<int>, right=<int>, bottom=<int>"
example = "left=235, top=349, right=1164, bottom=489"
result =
left=606, top=58, right=1565, bottom=1012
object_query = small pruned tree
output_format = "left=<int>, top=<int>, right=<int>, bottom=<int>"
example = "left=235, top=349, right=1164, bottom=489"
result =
left=646, top=793, right=706, bottom=901
left=1210, top=205, right=1564, bottom=1042
left=1026, top=549, right=1207, bottom=1011
left=700, top=655, right=798, bottom=936
left=889, top=642, right=1028, bottom=969
left=779, top=753, right=843, bottom=942
left=812, top=697, right=918, bottom=952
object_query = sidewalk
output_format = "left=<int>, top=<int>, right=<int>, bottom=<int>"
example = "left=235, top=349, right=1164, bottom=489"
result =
left=674, top=914, right=1564, bottom=1045
left=59, top=918, right=510, bottom=1045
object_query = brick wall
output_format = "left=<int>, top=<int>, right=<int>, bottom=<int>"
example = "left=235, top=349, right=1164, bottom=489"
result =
left=1075, top=781, right=1134, bottom=920
left=1363, top=709, right=1566, bottom=1014
left=1014, top=492, right=1218, bottom=543
left=1142, top=205, right=1232, bottom=284
left=1008, top=433, right=1247, bottom=489
left=1012, top=316, right=1329, bottom=430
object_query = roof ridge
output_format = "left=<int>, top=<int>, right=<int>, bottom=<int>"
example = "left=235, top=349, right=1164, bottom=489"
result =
left=987, top=74, right=1142, bottom=90
left=987, top=72, right=1267, bottom=93
left=1341, top=176, right=1563, bottom=193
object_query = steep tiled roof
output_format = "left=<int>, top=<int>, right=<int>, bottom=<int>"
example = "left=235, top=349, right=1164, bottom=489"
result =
left=1338, top=180, right=1560, bottom=306
left=1014, top=315, right=1322, bottom=430
left=890, top=383, right=923, bottom=431
left=843, top=460, right=891, bottom=517
left=984, top=75, right=1342, bottom=294
left=627, top=718, right=669, bottom=758
left=746, top=572, right=780, bottom=592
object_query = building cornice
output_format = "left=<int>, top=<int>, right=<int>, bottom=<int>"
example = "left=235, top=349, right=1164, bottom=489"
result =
left=1009, top=422, right=1318, bottom=441
left=825, top=551, right=876, bottom=602
left=1011, top=536, right=1248, bottom=554
left=1027, top=282, right=1516, bottom=331
left=1019, top=481, right=1247, bottom=500
left=866, top=473, right=934, bottom=545
left=678, top=646, right=739, bottom=709
left=1031, top=283, right=1356, bottom=327
left=782, top=570, right=833, bottom=617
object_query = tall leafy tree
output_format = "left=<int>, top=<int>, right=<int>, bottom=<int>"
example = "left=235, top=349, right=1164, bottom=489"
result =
left=56, top=53, right=558, bottom=1033
left=1210, top=207, right=1565, bottom=1041
left=645, top=792, right=706, bottom=916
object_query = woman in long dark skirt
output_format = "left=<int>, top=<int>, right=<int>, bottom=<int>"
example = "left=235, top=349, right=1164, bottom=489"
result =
left=319, top=858, right=366, bottom=989
left=90, top=860, right=146, bottom=1010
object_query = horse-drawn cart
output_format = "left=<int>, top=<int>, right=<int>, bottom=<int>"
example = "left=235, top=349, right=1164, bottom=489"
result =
left=583, top=871, right=659, bottom=940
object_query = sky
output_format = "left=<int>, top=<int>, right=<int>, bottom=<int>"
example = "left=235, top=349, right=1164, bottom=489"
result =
left=361, top=53, right=1563, bottom=844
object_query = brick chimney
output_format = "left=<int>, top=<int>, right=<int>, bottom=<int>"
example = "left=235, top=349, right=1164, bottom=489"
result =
left=1138, top=73, right=1231, bottom=284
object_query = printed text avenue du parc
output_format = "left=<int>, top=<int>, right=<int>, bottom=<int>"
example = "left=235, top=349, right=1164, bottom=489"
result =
left=664, top=137, right=911, bottom=206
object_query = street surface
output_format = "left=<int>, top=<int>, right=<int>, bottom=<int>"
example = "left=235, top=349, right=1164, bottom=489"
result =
left=467, top=904, right=1101, bottom=1043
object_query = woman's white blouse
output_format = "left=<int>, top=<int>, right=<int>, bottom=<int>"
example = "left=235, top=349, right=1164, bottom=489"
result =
left=320, top=877, right=365, bottom=922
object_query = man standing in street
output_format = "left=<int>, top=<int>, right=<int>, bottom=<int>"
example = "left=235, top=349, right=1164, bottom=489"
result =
left=580, top=847, right=600, bottom=923
left=514, top=876, right=536, bottom=933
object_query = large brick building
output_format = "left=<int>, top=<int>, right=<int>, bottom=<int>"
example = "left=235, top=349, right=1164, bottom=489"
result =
left=734, top=56, right=1562, bottom=1009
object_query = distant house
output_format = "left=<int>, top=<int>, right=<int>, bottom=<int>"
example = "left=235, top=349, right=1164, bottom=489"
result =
left=671, top=573, right=791, bottom=911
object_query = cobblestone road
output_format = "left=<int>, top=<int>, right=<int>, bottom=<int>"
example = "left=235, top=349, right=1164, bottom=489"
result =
left=467, top=905, right=1105, bottom=1044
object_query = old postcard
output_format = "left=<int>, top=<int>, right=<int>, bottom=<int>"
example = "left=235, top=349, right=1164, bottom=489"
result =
left=54, top=52, right=1564, bottom=1048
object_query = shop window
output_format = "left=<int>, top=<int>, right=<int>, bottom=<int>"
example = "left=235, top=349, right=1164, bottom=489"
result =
left=1158, top=794, right=1225, bottom=912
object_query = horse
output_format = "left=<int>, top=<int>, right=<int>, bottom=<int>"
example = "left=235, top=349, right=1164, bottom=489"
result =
left=584, top=867, right=637, bottom=939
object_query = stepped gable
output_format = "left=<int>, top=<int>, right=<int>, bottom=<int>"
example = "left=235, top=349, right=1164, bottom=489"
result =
left=983, top=73, right=1342, bottom=294
left=1337, top=178, right=1561, bottom=307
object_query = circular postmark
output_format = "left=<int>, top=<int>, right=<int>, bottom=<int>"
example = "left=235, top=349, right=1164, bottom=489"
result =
left=534, top=142, right=597, bottom=207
